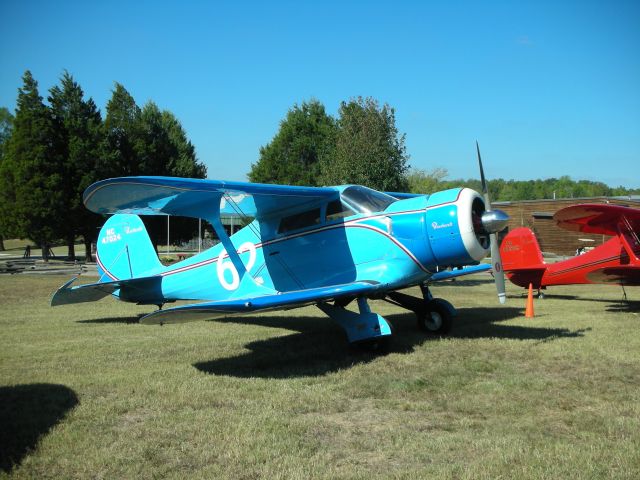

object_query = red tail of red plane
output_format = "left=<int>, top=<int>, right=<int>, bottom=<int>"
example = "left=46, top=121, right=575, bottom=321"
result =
left=499, top=227, right=547, bottom=288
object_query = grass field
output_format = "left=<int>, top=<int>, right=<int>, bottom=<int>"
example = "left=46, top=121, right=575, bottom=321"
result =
left=1, top=274, right=639, bottom=479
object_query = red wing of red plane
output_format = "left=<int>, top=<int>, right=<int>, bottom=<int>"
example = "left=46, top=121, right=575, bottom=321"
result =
left=500, top=204, right=640, bottom=291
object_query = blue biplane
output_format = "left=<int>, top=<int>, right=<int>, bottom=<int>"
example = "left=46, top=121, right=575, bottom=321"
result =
left=52, top=147, right=508, bottom=350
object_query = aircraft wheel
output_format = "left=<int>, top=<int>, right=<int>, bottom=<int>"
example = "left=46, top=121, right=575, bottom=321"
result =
left=417, top=300, right=453, bottom=335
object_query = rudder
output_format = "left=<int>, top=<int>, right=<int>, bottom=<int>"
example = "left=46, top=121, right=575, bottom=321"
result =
left=96, top=214, right=163, bottom=281
left=500, top=227, right=545, bottom=270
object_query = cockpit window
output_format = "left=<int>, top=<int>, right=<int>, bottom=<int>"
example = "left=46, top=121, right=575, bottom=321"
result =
left=278, top=208, right=321, bottom=233
left=326, top=199, right=355, bottom=221
left=340, top=186, right=398, bottom=214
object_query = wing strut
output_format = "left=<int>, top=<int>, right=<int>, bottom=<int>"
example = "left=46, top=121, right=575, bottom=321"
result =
left=618, top=215, right=640, bottom=262
left=205, top=193, right=249, bottom=281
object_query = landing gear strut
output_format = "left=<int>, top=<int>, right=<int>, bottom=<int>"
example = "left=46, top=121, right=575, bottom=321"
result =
left=317, top=296, right=393, bottom=353
left=386, top=284, right=456, bottom=335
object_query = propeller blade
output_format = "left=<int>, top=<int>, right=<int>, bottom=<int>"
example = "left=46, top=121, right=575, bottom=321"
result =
left=476, top=141, right=507, bottom=304
left=476, top=140, right=489, bottom=205
left=491, top=233, right=506, bottom=304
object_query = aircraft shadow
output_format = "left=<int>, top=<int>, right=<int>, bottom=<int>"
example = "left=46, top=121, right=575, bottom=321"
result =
left=193, top=307, right=587, bottom=379
left=435, top=277, right=494, bottom=287
left=605, top=301, right=640, bottom=313
left=0, top=383, right=78, bottom=473
left=451, top=307, right=590, bottom=340
left=77, top=316, right=142, bottom=324
left=509, top=293, right=639, bottom=309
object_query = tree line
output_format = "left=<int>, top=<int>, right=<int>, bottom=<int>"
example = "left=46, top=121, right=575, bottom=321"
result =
left=249, top=98, right=639, bottom=200
left=0, top=71, right=206, bottom=258
left=1, top=77, right=637, bottom=258
left=406, top=168, right=640, bottom=201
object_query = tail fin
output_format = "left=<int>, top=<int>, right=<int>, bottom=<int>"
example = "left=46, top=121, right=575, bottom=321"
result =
left=500, top=227, right=546, bottom=270
left=96, top=214, right=163, bottom=281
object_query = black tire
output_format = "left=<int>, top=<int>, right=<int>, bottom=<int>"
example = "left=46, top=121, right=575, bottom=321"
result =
left=416, top=301, right=453, bottom=335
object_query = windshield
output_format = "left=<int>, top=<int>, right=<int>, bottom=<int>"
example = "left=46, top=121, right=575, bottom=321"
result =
left=340, top=186, right=398, bottom=214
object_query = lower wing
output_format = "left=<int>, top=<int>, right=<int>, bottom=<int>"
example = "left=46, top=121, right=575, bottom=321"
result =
left=586, top=266, right=640, bottom=285
left=429, top=263, right=491, bottom=281
left=139, top=281, right=382, bottom=324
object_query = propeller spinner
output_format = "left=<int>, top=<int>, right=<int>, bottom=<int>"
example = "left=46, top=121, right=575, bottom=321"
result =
left=476, top=141, right=508, bottom=304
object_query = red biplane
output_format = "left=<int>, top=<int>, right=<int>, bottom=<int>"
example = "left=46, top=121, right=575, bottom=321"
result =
left=500, top=203, right=640, bottom=296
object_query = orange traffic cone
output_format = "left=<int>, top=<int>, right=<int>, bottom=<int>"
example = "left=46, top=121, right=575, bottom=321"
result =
left=525, top=283, right=535, bottom=318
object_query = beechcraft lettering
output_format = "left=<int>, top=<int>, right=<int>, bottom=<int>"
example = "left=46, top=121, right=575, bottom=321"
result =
left=431, top=221, right=454, bottom=230
left=125, top=226, right=143, bottom=235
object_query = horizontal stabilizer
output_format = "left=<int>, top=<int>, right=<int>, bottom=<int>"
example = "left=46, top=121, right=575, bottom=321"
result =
left=140, top=281, right=381, bottom=325
left=51, top=275, right=161, bottom=306
left=430, top=263, right=491, bottom=281
left=50, top=277, right=119, bottom=306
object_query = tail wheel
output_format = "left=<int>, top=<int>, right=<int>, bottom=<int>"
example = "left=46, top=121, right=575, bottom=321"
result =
left=417, top=300, right=453, bottom=335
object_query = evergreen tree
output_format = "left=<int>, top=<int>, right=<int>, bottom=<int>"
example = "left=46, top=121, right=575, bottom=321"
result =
left=320, top=97, right=409, bottom=191
left=1, top=71, right=66, bottom=259
left=135, top=102, right=207, bottom=178
left=135, top=102, right=207, bottom=248
left=0, top=107, right=15, bottom=251
left=161, top=110, right=206, bottom=178
left=48, top=72, right=104, bottom=260
left=249, top=100, right=336, bottom=186
left=102, top=83, right=141, bottom=178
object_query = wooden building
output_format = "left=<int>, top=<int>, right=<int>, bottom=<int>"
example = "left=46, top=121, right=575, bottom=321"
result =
left=492, top=196, right=640, bottom=256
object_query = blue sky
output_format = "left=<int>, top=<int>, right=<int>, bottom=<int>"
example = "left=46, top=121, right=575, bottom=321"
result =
left=1, top=0, right=639, bottom=188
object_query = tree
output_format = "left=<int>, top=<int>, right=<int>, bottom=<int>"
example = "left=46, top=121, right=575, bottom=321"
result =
left=48, top=72, right=104, bottom=260
left=161, top=110, right=206, bottom=178
left=406, top=167, right=448, bottom=194
left=249, top=100, right=336, bottom=186
left=320, top=97, right=409, bottom=191
left=1, top=71, right=66, bottom=259
left=101, top=83, right=142, bottom=178
left=135, top=102, right=207, bottom=248
left=0, top=107, right=15, bottom=251
left=0, top=107, right=12, bottom=154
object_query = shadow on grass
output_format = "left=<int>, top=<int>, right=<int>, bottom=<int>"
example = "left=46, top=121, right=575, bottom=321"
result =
left=0, top=383, right=78, bottom=473
left=606, top=301, right=640, bottom=313
left=451, top=307, right=590, bottom=340
left=508, top=292, right=638, bottom=306
left=194, top=306, right=588, bottom=379
left=77, top=316, right=141, bottom=324
left=436, top=277, right=494, bottom=287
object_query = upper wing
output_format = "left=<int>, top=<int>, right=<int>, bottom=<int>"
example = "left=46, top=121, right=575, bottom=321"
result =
left=83, top=176, right=338, bottom=220
left=139, top=281, right=382, bottom=325
left=554, top=204, right=640, bottom=236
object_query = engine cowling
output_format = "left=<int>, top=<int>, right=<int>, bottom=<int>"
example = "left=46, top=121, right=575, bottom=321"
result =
left=424, top=188, right=491, bottom=266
